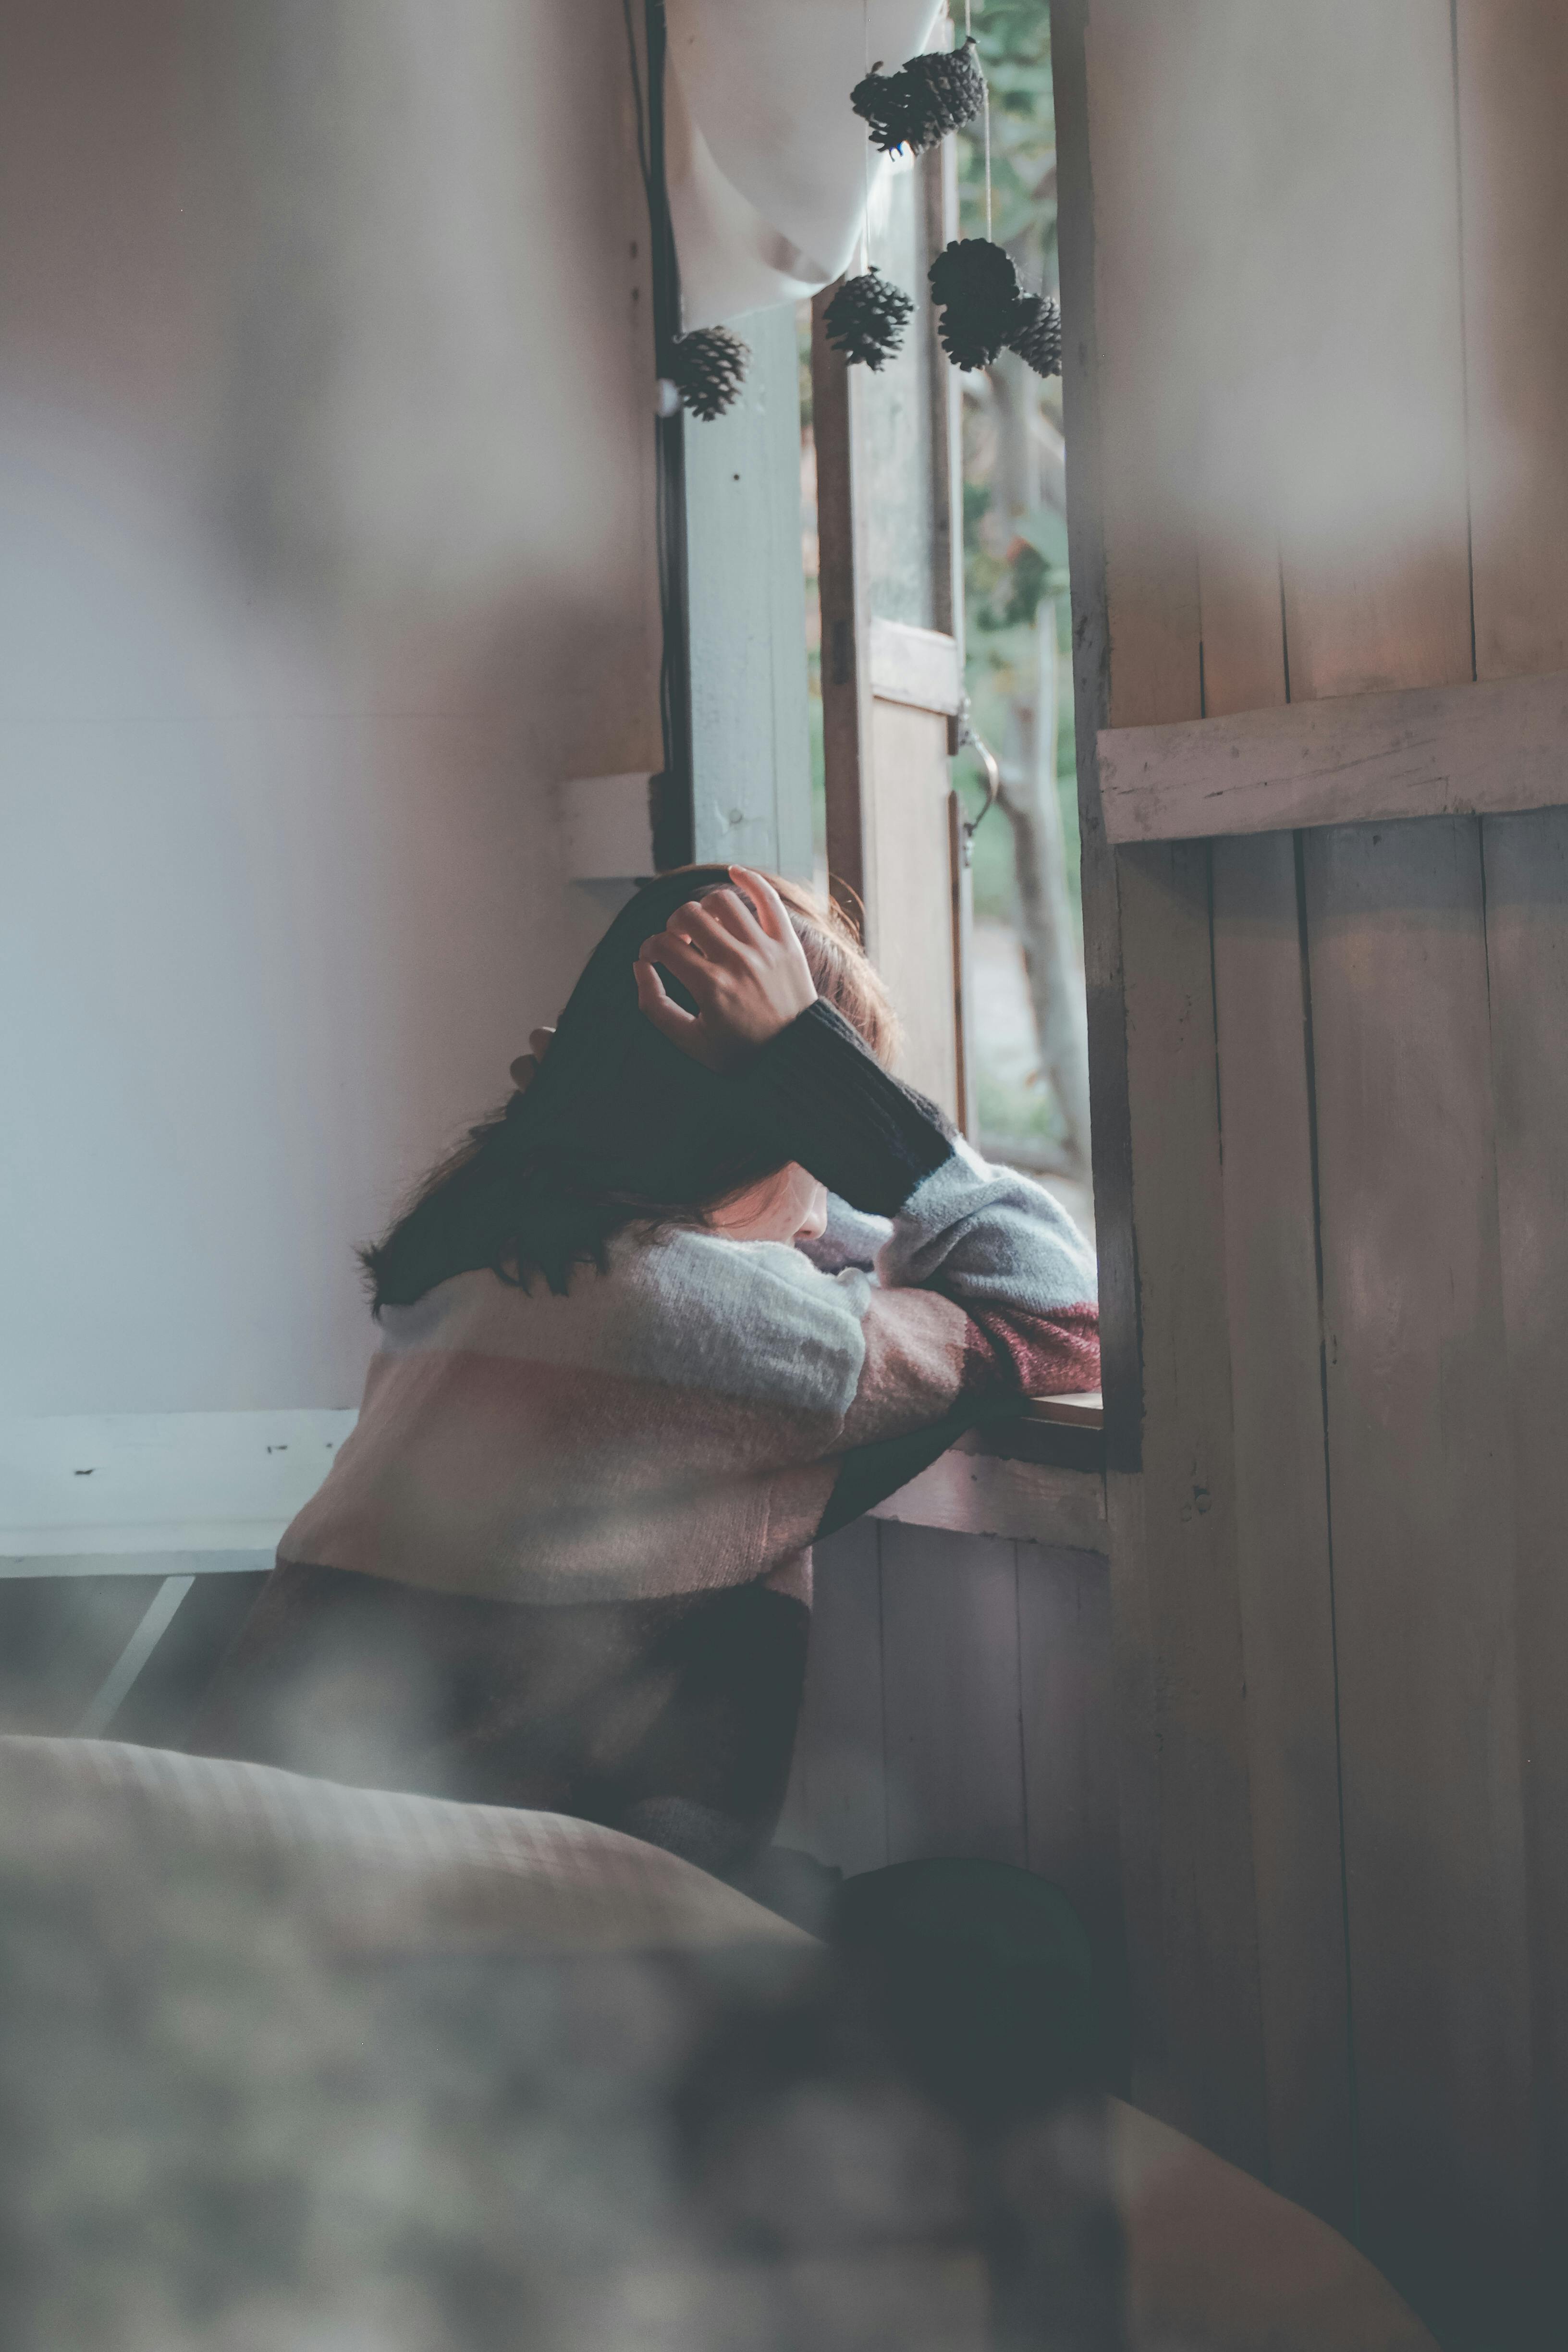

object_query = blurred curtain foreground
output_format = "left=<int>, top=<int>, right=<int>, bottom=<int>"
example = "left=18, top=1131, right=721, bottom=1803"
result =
left=0, top=1737, right=1125, bottom=2352
left=665, top=0, right=943, bottom=326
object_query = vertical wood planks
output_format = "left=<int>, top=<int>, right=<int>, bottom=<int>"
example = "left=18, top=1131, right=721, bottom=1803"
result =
left=1115, top=839, right=1264, bottom=2171
left=1304, top=821, right=1533, bottom=2257
left=1457, top=0, right=1568, bottom=686
left=1057, top=0, right=1268, bottom=2173
left=1275, top=0, right=1537, bottom=2273
left=1201, top=518, right=1351, bottom=2218
left=879, top=1524, right=1026, bottom=1868
left=1457, top=0, right=1568, bottom=2241
left=1017, top=1540, right=1118, bottom=1950
left=1475, top=808, right=1568, bottom=2245
left=775, top=1519, right=887, bottom=1879
left=1211, top=832, right=1352, bottom=2230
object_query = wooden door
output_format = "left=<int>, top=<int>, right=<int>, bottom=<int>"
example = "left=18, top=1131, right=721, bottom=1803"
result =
left=1054, top=0, right=1568, bottom=2328
left=812, top=143, right=970, bottom=1126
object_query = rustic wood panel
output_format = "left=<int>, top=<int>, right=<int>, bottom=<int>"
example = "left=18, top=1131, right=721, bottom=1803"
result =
left=1115, top=841, right=1265, bottom=2172
left=1210, top=830, right=1352, bottom=2230
left=1098, top=666, right=1568, bottom=845
left=879, top=1523, right=1026, bottom=1867
left=1274, top=1, right=1540, bottom=2291
left=775, top=1519, right=887, bottom=1879
left=1457, top=0, right=1568, bottom=686
left=1055, top=0, right=1268, bottom=2176
left=1197, top=513, right=1353, bottom=2225
left=866, top=698, right=961, bottom=1119
left=1017, top=1539, right=1118, bottom=1955
left=1458, top=0, right=1568, bottom=2252
left=1479, top=811, right=1568, bottom=2253
left=1304, top=821, right=1534, bottom=2260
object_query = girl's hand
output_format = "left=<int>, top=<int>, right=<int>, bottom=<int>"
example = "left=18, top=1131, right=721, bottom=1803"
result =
left=635, top=868, right=816, bottom=1072
left=508, top=1028, right=556, bottom=1092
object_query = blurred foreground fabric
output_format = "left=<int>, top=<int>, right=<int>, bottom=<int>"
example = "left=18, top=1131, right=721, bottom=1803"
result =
left=0, top=1739, right=1435, bottom=2351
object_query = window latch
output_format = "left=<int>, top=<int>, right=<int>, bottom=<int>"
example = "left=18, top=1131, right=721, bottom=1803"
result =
left=954, top=702, right=1001, bottom=869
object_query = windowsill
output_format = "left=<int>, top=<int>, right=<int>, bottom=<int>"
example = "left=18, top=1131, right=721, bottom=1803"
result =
left=868, top=1393, right=1108, bottom=1554
left=969, top=1390, right=1104, bottom=1471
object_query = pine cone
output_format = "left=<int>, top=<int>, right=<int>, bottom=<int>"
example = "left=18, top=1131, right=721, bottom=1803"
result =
left=897, top=37, right=986, bottom=148
left=824, top=268, right=916, bottom=370
left=670, top=326, right=749, bottom=421
left=1008, top=293, right=1062, bottom=379
left=849, top=59, right=911, bottom=154
left=928, top=238, right=1025, bottom=371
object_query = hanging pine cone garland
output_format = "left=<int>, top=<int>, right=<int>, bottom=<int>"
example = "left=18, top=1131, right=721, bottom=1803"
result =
left=1008, top=292, right=1063, bottom=380
left=669, top=326, right=749, bottom=421
left=928, top=237, right=1025, bottom=371
left=824, top=267, right=916, bottom=370
left=896, top=37, right=986, bottom=149
left=849, top=58, right=908, bottom=153
left=851, top=37, right=985, bottom=155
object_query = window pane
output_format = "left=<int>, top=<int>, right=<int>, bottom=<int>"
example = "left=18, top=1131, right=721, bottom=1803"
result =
left=858, top=152, right=941, bottom=631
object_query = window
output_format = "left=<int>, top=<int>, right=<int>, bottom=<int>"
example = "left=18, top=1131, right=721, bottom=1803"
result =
left=798, top=0, right=1092, bottom=1246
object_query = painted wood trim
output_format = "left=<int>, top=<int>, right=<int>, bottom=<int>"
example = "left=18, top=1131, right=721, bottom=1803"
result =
left=0, top=1409, right=355, bottom=1560
left=868, top=1448, right=1108, bottom=1555
left=1098, top=665, right=1568, bottom=845
left=811, top=282, right=872, bottom=936
left=685, top=302, right=814, bottom=879
left=1, top=1551, right=275, bottom=1580
left=868, top=618, right=964, bottom=715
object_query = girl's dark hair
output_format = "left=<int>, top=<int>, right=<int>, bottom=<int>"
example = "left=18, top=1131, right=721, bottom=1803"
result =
left=361, top=867, right=896, bottom=1311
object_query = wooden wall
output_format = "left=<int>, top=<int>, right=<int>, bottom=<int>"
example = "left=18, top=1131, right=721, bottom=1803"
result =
left=780, top=1521, right=1123, bottom=2013
left=1054, top=0, right=1568, bottom=2326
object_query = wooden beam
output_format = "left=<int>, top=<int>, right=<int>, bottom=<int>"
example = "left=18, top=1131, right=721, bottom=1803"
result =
left=1098, top=666, right=1568, bottom=845
left=868, top=1449, right=1108, bottom=1555
left=868, top=618, right=964, bottom=715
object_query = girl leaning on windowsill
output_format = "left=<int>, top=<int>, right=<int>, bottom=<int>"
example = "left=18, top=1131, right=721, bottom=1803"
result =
left=190, top=867, right=1099, bottom=1883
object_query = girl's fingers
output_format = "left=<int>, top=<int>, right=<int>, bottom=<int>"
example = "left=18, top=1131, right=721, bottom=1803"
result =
left=528, top=1027, right=555, bottom=1060
left=639, top=929, right=715, bottom=992
left=671, top=897, right=751, bottom=969
left=703, top=885, right=768, bottom=951
left=634, top=956, right=698, bottom=1039
left=729, top=867, right=792, bottom=943
left=508, top=1053, right=539, bottom=1090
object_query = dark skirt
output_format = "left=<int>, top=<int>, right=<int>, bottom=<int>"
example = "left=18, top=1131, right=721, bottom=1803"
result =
left=188, top=1562, right=809, bottom=1879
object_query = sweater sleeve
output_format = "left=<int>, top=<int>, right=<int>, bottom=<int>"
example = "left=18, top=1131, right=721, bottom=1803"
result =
left=735, top=998, right=955, bottom=1215
left=738, top=1002, right=1099, bottom=1451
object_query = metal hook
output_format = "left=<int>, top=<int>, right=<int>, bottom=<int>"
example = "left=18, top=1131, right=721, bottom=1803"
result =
left=955, top=702, right=1001, bottom=868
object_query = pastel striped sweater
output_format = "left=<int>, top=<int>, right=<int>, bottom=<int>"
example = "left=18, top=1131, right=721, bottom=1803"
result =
left=194, top=1002, right=1098, bottom=1874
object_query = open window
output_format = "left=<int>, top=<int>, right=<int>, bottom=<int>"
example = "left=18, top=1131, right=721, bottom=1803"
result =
left=801, top=15, right=1091, bottom=1243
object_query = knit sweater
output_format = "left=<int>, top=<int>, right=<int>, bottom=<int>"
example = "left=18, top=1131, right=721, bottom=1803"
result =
left=193, top=1003, right=1098, bottom=1872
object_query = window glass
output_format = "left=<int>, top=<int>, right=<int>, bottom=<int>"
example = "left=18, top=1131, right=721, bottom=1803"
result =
left=951, top=3, right=1092, bottom=1244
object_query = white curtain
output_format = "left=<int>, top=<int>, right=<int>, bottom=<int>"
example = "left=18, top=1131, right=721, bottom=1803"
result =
left=664, top=0, right=945, bottom=329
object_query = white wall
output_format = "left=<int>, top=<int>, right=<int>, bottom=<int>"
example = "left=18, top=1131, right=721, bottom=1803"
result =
left=0, top=1, right=661, bottom=1442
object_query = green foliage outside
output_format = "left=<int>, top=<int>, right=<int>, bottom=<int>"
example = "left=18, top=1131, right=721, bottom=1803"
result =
left=951, top=0, right=1077, bottom=936
left=803, top=2, right=1075, bottom=949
